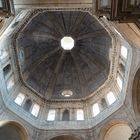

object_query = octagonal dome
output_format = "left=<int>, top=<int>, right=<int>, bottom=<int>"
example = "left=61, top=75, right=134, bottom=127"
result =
left=16, top=11, right=112, bottom=100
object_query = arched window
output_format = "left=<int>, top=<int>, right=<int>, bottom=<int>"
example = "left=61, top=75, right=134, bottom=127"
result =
left=7, top=77, right=14, bottom=90
left=92, top=103, right=100, bottom=117
left=31, top=103, right=40, bottom=117
left=0, top=49, right=8, bottom=59
left=117, top=76, right=123, bottom=90
left=14, top=93, right=25, bottom=106
left=121, top=45, right=128, bottom=59
left=3, top=64, right=11, bottom=77
left=19, top=49, right=24, bottom=61
left=23, top=99, right=32, bottom=112
left=62, top=109, right=70, bottom=121
left=106, top=91, right=116, bottom=105
left=47, top=110, right=55, bottom=121
left=77, top=109, right=84, bottom=120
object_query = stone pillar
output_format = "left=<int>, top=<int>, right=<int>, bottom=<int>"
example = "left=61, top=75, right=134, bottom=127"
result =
left=56, top=108, right=61, bottom=121
left=59, top=109, right=63, bottom=121
left=71, top=108, right=75, bottom=121
left=84, top=103, right=92, bottom=121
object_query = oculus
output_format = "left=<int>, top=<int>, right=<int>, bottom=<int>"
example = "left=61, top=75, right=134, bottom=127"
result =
left=61, top=37, right=74, bottom=50
left=61, top=90, right=73, bottom=97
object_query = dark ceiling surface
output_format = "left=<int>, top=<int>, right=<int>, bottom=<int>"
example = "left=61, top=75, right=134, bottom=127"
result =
left=16, top=11, right=112, bottom=100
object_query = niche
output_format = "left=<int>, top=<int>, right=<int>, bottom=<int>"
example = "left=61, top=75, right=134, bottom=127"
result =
left=62, top=109, right=70, bottom=121
left=3, top=64, right=11, bottom=77
left=23, top=99, right=32, bottom=112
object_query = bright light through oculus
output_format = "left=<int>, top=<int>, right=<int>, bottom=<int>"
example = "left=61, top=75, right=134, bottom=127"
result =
left=61, top=37, right=74, bottom=50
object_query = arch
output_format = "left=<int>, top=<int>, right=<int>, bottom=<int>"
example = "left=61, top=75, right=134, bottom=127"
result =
left=0, top=120, right=28, bottom=140
left=104, top=124, right=132, bottom=140
left=62, top=109, right=70, bottom=121
left=49, top=134, right=81, bottom=140
left=132, top=68, right=140, bottom=118
left=99, top=120, right=132, bottom=140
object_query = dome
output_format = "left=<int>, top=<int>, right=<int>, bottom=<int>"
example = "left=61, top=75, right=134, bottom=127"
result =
left=1, top=1, right=140, bottom=139
left=16, top=11, right=112, bottom=100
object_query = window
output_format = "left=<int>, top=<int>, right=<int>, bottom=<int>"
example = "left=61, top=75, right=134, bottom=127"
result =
left=14, top=93, right=25, bottom=106
left=61, top=90, right=73, bottom=97
left=7, top=78, right=14, bottom=90
left=77, top=109, right=84, bottom=120
left=19, top=50, right=24, bottom=61
left=0, top=50, right=8, bottom=59
left=47, top=110, right=55, bottom=121
left=62, top=109, right=70, bottom=121
left=31, top=104, right=40, bottom=117
left=92, top=103, right=100, bottom=117
left=107, top=92, right=116, bottom=105
left=117, top=76, right=123, bottom=90
left=0, top=0, right=3, bottom=7
left=121, top=46, right=128, bottom=59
